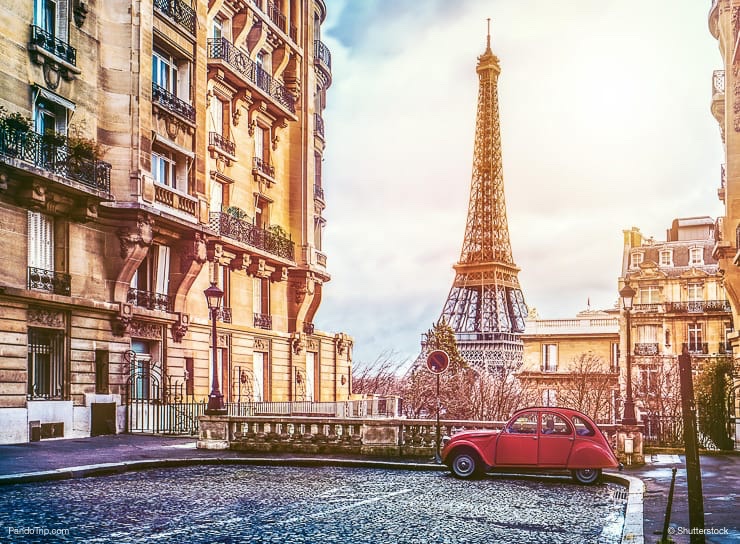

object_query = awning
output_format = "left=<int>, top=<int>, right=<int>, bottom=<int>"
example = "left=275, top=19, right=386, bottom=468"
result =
left=32, top=84, right=76, bottom=112
left=152, top=132, right=195, bottom=159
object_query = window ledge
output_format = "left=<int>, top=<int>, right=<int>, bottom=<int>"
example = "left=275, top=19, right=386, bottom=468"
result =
left=29, top=45, right=81, bottom=80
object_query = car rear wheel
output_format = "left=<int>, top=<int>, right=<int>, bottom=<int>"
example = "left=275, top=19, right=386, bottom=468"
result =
left=450, top=451, right=482, bottom=479
left=572, top=468, right=601, bottom=485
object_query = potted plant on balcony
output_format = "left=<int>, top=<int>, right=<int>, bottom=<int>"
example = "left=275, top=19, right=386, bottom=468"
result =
left=268, top=224, right=290, bottom=240
left=0, top=107, right=33, bottom=156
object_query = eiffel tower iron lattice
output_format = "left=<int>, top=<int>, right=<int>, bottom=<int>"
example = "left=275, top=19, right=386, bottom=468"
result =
left=437, top=24, right=527, bottom=373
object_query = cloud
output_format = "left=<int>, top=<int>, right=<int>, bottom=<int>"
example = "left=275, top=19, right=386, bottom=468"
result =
left=316, top=0, right=724, bottom=364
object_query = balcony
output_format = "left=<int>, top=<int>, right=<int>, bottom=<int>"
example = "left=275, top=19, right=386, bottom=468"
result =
left=267, top=1, right=286, bottom=33
left=666, top=300, right=731, bottom=313
left=209, top=212, right=295, bottom=261
left=152, top=83, right=195, bottom=123
left=30, top=25, right=76, bottom=66
left=314, top=113, right=325, bottom=139
left=207, top=38, right=296, bottom=115
left=634, top=343, right=659, bottom=356
left=208, top=131, right=236, bottom=157
left=253, top=157, right=275, bottom=180
left=711, top=70, right=725, bottom=139
left=633, top=303, right=662, bottom=313
left=27, top=267, right=71, bottom=296
left=314, top=40, right=332, bottom=87
left=215, top=307, right=233, bottom=323
left=0, top=125, right=111, bottom=195
left=153, top=0, right=196, bottom=36
left=127, top=288, right=172, bottom=312
left=254, top=313, right=272, bottom=330
left=154, top=183, right=198, bottom=218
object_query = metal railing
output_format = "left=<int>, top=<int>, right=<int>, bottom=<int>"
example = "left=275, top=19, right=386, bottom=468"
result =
left=633, top=303, right=663, bottom=313
left=0, top=125, right=111, bottom=193
left=314, top=40, right=331, bottom=70
left=30, top=25, right=76, bottom=65
left=153, top=0, right=196, bottom=35
left=266, top=1, right=287, bottom=33
left=666, top=300, right=731, bottom=313
left=152, top=83, right=195, bottom=122
left=209, top=132, right=235, bottom=156
left=254, top=313, right=272, bottom=330
left=127, top=288, right=172, bottom=312
left=713, top=69, right=725, bottom=95
left=685, top=342, right=709, bottom=355
left=209, top=211, right=295, bottom=261
left=253, top=156, right=275, bottom=178
left=215, top=307, right=232, bottom=323
left=207, top=38, right=296, bottom=114
left=634, top=343, right=659, bottom=356
left=27, top=267, right=71, bottom=296
left=314, top=113, right=325, bottom=138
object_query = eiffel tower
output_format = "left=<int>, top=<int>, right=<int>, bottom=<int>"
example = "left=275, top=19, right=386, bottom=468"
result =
left=437, top=22, right=527, bottom=372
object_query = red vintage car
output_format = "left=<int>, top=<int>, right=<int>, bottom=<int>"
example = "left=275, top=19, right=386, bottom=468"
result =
left=441, top=407, right=619, bottom=484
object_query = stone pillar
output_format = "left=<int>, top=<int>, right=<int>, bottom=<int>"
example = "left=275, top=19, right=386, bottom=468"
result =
left=197, top=414, right=230, bottom=450
left=616, top=425, right=644, bottom=466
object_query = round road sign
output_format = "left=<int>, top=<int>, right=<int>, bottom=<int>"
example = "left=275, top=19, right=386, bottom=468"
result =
left=426, top=350, right=450, bottom=374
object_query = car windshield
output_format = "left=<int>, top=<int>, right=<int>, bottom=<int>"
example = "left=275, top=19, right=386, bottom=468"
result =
left=572, top=415, right=595, bottom=436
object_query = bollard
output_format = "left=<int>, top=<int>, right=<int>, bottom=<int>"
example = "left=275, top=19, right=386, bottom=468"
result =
left=660, top=467, right=677, bottom=544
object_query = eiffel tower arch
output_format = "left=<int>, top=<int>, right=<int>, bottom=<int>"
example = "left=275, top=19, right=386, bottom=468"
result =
left=433, top=23, right=528, bottom=373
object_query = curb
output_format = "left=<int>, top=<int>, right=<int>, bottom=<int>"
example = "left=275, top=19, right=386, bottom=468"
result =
left=0, top=458, right=644, bottom=544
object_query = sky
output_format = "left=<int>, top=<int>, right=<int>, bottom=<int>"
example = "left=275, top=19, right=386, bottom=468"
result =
left=313, top=0, right=725, bottom=369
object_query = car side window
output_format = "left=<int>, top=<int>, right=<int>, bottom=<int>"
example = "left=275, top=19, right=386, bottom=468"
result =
left=506, top=412, right=537, bottom=434
left=572, top=416, right=596, bottom=436
left=540, top=413, right=571, bottom=435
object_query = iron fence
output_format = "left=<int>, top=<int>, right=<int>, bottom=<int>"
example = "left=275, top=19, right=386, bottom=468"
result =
left=27, top=266, right=71, bottom=296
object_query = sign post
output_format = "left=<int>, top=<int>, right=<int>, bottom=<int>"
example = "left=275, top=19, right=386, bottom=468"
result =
left=426, top=350, right=450, bottom=463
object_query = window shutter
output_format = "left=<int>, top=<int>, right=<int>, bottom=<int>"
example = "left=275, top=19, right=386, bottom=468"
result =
left=305, top=352, right=315, bottom=402
left=253, top=278, right=261, bottom=313
left=211, top=181, right=223, bottom=213
left=253, top=352, right=263, bottom=402
left=155, top=245, right=170, bottom=295
left=254, top=127, right=264, bottom=160
left=56, top=0, right=69, bottom=43
left=28, top=211, right=54, bottom=270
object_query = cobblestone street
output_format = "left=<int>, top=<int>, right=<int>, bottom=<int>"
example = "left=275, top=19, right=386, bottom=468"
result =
left=0, top=465, right=626, bottom=543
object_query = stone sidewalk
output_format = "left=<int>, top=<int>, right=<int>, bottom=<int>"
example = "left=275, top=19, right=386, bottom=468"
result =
left=0, top=435, right=738, bottom=543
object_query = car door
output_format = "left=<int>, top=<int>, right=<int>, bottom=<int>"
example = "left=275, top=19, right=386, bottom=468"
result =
left=495, top=411, right=538, bottom=465
left=538, top=411, right=574, bottom=467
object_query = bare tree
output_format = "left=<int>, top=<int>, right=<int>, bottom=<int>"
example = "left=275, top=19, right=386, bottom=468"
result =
left=351, top=350, right=407, bottom=397
left=557, top=353, right=618, bottom=423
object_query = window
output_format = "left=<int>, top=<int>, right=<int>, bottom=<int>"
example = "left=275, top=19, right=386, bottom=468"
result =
left=541, top=344, right=558, bottom=371
left=541, top=413, right=570, bottom=435
left=28, top=327, right=65, bottom=399
left=305, top=352, right=315, bottom=402
left=659, top=250, right=672, bottom=267
left=28, top=211, right=54, bottom=273
left=253, top=277, right=270, bottom=317
left=689, top=247, right=703, bottom=266
left=152, top=144, right=190, bottom=193
left=636, top=324, right=658, bottom=344
left=34, top=95, right=68, bottom=137
left=209, top=96, right=225, bottom=136
left=688, top=323, right=703, bottom=353
left=506, top=411, right=538, bottom=433
left=129, top=245, right=171, bottom=311
left=34, top=0, right=69, bottom=43
left=218, top=264, right=231, bottom=321
left=640, top=286, right=660, bottom=304
left=210, top=180, right=223, bottom=214
left=687, top=283, right=702, bottom=302
left=94, top=350, right=109, bottom=394
left=572, top=416, right=595, bottom=436
left=212, top=18, right=223, bottom=40
left=254, top=125, right=270, bottom=163
left=130, top=341, right=157, bottom=400
left=610, top=342, right=619, bottom=371
left=630, top=252, right=643, bottom=268
left=185, top=357, right=194, bottom=397
left=253, top=351, right=264, bottom=401
left=255, top=195, right=270, bottom=229
left=152, top=49, right=178, bottom=96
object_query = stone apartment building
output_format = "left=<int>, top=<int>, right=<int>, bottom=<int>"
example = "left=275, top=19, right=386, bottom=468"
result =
left=708, top=0, right=740, bottom=446
left=0, top=0, right=351, bottom=444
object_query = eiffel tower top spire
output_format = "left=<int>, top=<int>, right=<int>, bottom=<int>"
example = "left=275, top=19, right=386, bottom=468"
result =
left=437, top=23, right=528, bottom=371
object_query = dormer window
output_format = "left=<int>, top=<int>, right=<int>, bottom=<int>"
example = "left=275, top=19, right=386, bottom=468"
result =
left=630, top=252, right=644, bottom=268
left=659, top=249, right=672, bottom=267
left=689, top=247, right=703, bottom=266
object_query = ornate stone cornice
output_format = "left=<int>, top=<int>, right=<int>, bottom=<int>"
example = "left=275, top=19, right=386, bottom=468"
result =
left=117, top=213, right=154, bottom=259
left=28, top=306, right=65, bottom=329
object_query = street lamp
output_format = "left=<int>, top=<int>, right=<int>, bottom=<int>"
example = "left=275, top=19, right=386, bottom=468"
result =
left=619, top=279, right=637, bottom=426
left=204, top=282, right=226, bottom=414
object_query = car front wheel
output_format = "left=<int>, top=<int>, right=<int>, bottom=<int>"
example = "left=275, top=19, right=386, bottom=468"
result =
left=572, top=468, right=601, bottom=485
left=450, top=451, right=481, bottom=479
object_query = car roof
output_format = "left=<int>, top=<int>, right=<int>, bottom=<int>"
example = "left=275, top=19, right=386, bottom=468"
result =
left=510, top=406, right=597, bottom=422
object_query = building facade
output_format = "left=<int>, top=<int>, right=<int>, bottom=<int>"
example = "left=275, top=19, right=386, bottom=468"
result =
left=519, top=310, right=620, bottom=424
left=0, top=0, right=351, bottom=445
left=619, top=218, right=732, bottom=437
left=708, top=0, right=740, bottom=446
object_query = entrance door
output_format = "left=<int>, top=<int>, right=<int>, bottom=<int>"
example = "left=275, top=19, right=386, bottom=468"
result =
left=495, top=411, right=538, bottom=465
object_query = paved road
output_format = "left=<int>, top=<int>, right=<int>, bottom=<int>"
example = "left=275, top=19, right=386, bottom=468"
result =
left=0, top=464, right=626, bottom=544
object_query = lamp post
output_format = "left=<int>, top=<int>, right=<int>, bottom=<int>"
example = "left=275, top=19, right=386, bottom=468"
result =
left=619, top=280, right=637, bottom=426
left=204, top=282, right=226, bottom=414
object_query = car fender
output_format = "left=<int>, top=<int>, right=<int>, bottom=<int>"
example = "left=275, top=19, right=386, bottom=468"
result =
left=443, top=436, right=497, bottom=468
left=567, top=441, right=619, bottom=469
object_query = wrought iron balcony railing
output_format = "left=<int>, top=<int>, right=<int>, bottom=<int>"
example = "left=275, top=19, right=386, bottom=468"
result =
left=209, top=212, right=295, bottom=261
left=254, top=313, right=272, bottom=330
left=685, top=342, right=709, bottom=355
left=30, top=25, right=76, bottom=65
left=0, top=126, right=112, bottom=194
left=718, top=341, right=733, bottom=354
left=28, top=267, right=71, bottom=296
left=713, top=69, right=725, bottom=95
left=634, top=343, right=659, bottom=356
left=253, top=157, right=275, bottom=179
left=314, top=113, right=325, bottom=139
left=303, top=322, right=315, bottom=334
left=633, top=303, right=662, bottom=313
left=290, top=25, right=297, bottom=42
left=207, top=38, right=296, bottom=114
left=153, top=0, right=195, bottom=36
left=315, top=251, right=327, bottom=267
left=666, top=300, right=731, bottom=313
left=313, top=184, right=325, bottom=201
left=215, top=307, right=232, bottom=323
left=209, top=132, right=236, bottom=156
left=152, top=83, right=195, bottom=122
left=127, top=288, right=172, bottom=312
left=314, top=40, right=332, bottom=70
